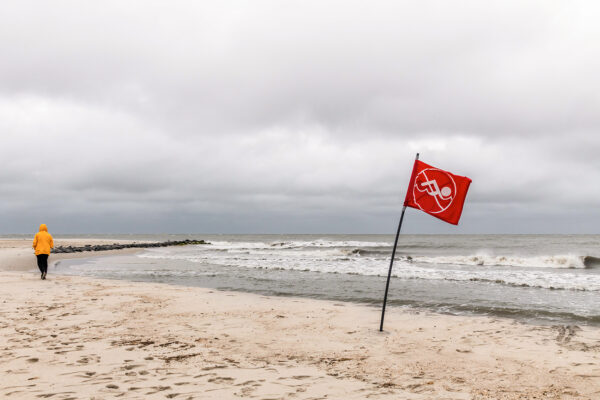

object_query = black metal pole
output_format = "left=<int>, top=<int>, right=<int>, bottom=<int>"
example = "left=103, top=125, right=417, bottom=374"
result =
left=379, top=206, right=407, bottom=332
left=379, top=152, right=419, bottom=332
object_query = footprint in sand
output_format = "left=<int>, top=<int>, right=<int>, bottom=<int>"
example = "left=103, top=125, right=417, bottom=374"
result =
left=123, top=364, right=143, bottom=371
left=555, top=325, right=581, bottom=344
left=207, top=376, right=235, bottom=384
left=145, top=386, right=171, bottom=395
left=237, top=386, right=256, bottom=396
left=193, top=373, right=216, bottom=379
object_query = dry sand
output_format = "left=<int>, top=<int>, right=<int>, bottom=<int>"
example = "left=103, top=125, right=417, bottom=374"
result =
left=1, top=240, right=599, bottom=399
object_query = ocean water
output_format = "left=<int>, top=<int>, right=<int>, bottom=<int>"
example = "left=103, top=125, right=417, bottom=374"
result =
left=53, top=234, right=600, bottom=326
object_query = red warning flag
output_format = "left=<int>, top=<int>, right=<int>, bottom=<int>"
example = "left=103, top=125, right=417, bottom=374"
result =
left=404, top=160, right=471, bottom=225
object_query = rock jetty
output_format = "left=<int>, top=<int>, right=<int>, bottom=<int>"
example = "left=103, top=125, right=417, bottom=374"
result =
left=53, top=239, right=210, bottom=254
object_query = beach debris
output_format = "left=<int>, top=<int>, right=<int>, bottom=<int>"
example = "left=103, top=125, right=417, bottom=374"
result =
left=555, top=325, right=580, bottom=344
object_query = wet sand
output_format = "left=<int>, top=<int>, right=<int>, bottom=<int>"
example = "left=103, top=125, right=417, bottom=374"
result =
left=1, top=241, right=599, bottom=399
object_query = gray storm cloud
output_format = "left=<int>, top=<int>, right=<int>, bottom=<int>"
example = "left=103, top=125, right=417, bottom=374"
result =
left=1, top=1, right=600, bottom=233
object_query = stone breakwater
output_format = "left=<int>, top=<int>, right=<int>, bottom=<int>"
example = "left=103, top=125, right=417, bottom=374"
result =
left=52, top=239, right=210, bottom=254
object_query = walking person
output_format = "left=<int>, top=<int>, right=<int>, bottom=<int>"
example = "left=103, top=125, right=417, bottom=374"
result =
left=33, top=224, right=54, bottom=280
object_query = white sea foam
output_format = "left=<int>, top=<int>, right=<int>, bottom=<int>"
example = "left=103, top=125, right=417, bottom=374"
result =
left=140, top=243, right=592, bottom=270
left=412, top=254, right=588, bottom=269
left=391, top=265, right=600, bottom=291
left=202, top=239, right=392, bottom=250
left=134, top=244, right=600, bottom=292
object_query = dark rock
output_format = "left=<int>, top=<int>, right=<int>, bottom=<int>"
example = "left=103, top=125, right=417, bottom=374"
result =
left=52, top=239, right=210, bottom=254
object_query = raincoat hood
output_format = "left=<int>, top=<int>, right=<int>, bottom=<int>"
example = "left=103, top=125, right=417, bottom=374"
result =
left=33, top=224, right=53, bottom=255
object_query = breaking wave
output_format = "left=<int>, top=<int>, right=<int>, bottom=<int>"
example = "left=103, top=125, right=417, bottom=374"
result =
left=583, top=256, right=600, bottom=268
left=412, top=254, right=598, bottom=269
left=345, top=249, right=600, bottom=270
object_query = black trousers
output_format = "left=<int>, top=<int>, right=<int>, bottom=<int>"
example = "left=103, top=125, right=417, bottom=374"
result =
left=36, top=254, right=49, bottom=274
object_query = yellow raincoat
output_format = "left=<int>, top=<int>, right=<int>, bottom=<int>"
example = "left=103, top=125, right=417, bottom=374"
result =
left=33, top=224, right=54, bottom=255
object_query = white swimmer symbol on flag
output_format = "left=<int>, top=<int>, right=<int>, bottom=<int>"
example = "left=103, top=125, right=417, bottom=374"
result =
left=413, top=168, right=456, bottom=214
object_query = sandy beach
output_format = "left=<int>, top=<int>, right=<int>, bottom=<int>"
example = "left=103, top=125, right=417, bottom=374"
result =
left=1, top=240, right=599, bottom=399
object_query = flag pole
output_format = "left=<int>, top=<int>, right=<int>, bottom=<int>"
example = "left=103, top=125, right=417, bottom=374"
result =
left=379, top=152, right=419, bottom=332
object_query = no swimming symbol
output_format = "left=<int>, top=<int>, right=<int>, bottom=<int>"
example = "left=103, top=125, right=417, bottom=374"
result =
left=413, top=168, right=456, bottom=214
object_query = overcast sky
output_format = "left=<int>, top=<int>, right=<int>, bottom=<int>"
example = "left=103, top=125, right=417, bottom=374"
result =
left=2, top=1, right=600, bottom=234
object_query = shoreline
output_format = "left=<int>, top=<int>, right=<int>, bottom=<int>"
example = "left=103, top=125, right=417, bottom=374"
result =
left=54, top=256, right=600, bottom=329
